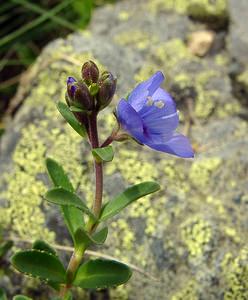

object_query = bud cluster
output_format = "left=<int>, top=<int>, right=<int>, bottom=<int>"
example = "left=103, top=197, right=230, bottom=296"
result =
left=66, top=61, right=117, bottom=115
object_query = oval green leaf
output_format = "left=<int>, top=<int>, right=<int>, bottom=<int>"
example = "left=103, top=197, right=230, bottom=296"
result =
left=11, top=250, right=66, bottom=283
left=73, top=259, right=132, bottom=289
left=69, top=106, right=85, bottom=112
left=13, top=296, right=32, bottom=300
left=32, top=240, right=57, bottom=256
left=45, top=187, right=95, bottom=220
left=92, top=227, right=108, bottom=244
left=92, top=146, right=114, bottom=162
left=74, top=227, right=108, bottom=250
left=99, top=181, right=160, bottom=221
left=45, top=158, right=85, bottom=238
left=0, top=288, right=7, bottom=300
left=62, top=206, right=85, bottom=241
left=46, top=158, right=74, bottom=192
left=57, top=101, right=86, bottom=137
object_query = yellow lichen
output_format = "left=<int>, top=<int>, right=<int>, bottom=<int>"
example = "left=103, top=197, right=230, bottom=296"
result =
left=222, top=248, right=248, bottom=300
left=110, top=285, right=129, bottom=300
left=181, top=216, right=212, bottom=259
left=147, top=0, right=228, bottom=21
left=171, top=280, right=198, bottom=300
left=189, top=157, right=221, bottom=189
left=118, top=11, right=131, bottom=21
left=114, top=30, right=158, bottom=50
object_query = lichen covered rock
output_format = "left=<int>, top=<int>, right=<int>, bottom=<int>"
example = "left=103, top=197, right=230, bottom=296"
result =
left=0, top=0, right=248, bottom=299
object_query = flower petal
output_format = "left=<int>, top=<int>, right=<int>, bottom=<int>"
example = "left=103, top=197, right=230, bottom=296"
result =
left=67, top=77, right=77, bottom=85
left=117, top=99, right=144, bottom=142
left=146, top=133, right=194, bottom=158
left=128, top=72, right=165, bottom=111
left=139, top=88, right=179, bottom=135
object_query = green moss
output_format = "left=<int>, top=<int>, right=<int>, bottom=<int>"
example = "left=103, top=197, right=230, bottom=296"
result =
left=181, top=216, right=213, bottom=259
left=222, top=248, right=248, bottom=300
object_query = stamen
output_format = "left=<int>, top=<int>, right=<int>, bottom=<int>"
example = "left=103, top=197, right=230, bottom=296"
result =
left=154, top=100, right=165, bottom=108
left=146, top=96, right=154, bottom=106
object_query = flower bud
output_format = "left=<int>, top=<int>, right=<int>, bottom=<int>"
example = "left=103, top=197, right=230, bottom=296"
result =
left=66, top=77, right=93, bottom=111
left=97, top=71, right=117, bottom=110
left=81, top=60, right=99, bottom=85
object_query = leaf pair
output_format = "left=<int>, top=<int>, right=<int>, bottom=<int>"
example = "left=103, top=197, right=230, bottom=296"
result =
left=46, top=158, right=160, bottom=225
left=73, top=259, right=132, bottom=289
left=45, top=158, right=86, bottom=244
left=45, top=158, right=108, bottom=250
left=12, top=248, right=132, bottom=289
left=11, top=249, right=66, bottom=283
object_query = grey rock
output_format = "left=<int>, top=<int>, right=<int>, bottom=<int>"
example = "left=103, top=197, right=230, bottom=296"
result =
left=228, top=0, right=248, bottom=66
left=0, top=0, right=248, bottom=299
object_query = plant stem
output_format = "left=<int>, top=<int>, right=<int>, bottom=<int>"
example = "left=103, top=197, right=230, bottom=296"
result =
left=89, top=112, right=103, bottom=218
left=59, top=248, right=85, bottom=298
left=101, top=124, right=120, bottom=147
left=59, top=112, right=103, bottom=298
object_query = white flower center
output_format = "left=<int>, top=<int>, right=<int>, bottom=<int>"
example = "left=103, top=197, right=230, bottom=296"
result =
left=146, top=97, right=165, bottom=109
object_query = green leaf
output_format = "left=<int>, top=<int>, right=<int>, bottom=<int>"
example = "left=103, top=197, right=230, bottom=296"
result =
left=47, top=280, right=60, bottom=291
left=92, top=146, right=114, bottom=162
left=92, top=227, right=108, bottom=244
left=69, top=106, right=85, bottom=112
left=11, top=250, right=66, bottom=283
left=57, top=101, right=86, bottom=137
left=45, top=158, right=85, bottom=238
left=0, top=288, right=7, bottom=300
left=74, top=227, right=108, bottom=250
left=32, top=240, right=57, bottom=256
left=61, top=206, right=85, bottom=241
left=0, top=240, right=13, bottom=258
left=13, top=296, right=32, bottom=300
left=45, top=188, right=95, bottom=220
left=46, top=158, right=74, bottom=192
left=73, top=259, right=132, bottom=289
left=99, top=181, right=160, bottom=221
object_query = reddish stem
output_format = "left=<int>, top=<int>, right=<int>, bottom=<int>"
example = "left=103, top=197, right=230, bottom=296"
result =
left=88, top=112, right=103, bottom=218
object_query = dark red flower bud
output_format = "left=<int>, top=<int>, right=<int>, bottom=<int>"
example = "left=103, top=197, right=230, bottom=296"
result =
left=97, top=71, right=117, bottom=110
left=81, top=60, right=99, bottom=85
left=74, top=82, right=93, bottom=111
left=66, top=76, right=94, bottom=111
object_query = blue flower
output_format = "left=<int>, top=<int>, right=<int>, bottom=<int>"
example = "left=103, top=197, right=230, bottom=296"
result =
left=67, top=76, right=77, bottom=98
left=116, top=71, right=194, bottom=158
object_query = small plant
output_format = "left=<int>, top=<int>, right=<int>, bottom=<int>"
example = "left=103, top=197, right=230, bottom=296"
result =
left=10, top=61, right=193, bottom=299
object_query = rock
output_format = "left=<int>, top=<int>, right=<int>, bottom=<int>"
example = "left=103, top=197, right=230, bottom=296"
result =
left=0, top=0, right=248, bottom=299
left=187, top=30, right=216, bottom=57
left=228, top=0, right=248, bottom=66
left=228, top=0, right=248, bottom=107
left=148, top=0, right=229, bottom=29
